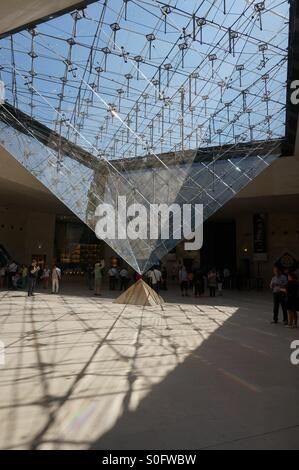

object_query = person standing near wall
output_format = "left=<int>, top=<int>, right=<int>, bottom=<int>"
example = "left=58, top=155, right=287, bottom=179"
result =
left=270, top=266, right=288, bottom=324
left=94, top=259, right=105, bottom=296
left=52, top=264, right=61, bottom=294
left=28, top=260, right=40, bottom=297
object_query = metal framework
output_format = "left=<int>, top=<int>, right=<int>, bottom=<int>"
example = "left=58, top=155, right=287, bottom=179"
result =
left=0, top=0, right=290, bottom=272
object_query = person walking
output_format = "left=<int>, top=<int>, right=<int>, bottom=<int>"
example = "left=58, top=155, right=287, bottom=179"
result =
left=270, top=266, right=288, bottom=324
left=28, top=260, right=40, bottom=297
left=208, top=268, right=217, bottom=297
left=179, top=265, right=189, bottom=297
left=94, top=259, right=105, bottom=296
left=52, top=264, right=61, bottom=294
left=282, top=272, right=298, bottom=328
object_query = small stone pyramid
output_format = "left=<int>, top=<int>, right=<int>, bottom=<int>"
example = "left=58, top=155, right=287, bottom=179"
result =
left=113, top=279, right=164, bottom=306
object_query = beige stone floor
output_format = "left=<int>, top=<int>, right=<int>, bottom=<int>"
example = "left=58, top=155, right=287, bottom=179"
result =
left=0, top=283, right=298, bottom=450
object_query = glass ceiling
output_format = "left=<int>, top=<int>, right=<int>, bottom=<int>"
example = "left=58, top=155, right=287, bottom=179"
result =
left=0, top=0, right=290, bottom=273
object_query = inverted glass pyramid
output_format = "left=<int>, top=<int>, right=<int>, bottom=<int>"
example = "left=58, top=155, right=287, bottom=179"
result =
left=0, top=0, right=289, bottom=273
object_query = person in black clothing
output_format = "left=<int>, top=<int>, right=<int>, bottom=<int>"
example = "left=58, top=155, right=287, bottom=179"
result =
left=161, top=267, right=168, bottom=291
left=283, top=272, right=299, bottom=328
left=36, top=264, right=43, bottom=287
left=119, top=268, right=129, bottom=291
left=193, top=269, right=204, bottom=297
left=28, top=259, right=40, bottom=297
left=270, top=266, right=288, bottom=324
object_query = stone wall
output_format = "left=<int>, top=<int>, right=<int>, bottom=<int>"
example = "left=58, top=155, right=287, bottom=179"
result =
left=0, top=206, right=55, bottom=264
left=236, top=212, right=299, bottom=282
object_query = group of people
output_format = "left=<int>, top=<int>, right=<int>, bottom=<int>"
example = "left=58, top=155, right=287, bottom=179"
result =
left=87, top=263, right=167, bottom=295
left=270, top=266, right=298, bottom=328
left=85, top=261, right=130, bottom=295
left=3, top=259, right=298, bottom=326
left=178, top=265, right=226, bottom=298
left=108, top=266, right=131, bottom=292
left=0, top=259, right=61, bottom=296
left=144, top=266, right=168, bottom=293
left=85, top=260, right=105, bottom=295
left=143, top=265, right=227, bottom=298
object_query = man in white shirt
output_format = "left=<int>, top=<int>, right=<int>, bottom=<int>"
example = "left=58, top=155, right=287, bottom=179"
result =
left=148, top=267, right=162, bottom=293
left=270, top=266, right=288, bottom=324
left=52, top=265, right=61, bottom=294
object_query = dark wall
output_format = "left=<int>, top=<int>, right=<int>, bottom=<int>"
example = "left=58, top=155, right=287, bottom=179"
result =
left=201, top=221, right=236, bottom=272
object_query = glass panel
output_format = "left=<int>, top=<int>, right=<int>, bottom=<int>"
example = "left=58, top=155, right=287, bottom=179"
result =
left=0, top=0, right=289, bottom=273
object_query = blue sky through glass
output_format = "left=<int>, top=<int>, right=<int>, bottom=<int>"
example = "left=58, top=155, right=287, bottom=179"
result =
left=0, top=0, right=289, bottom=160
